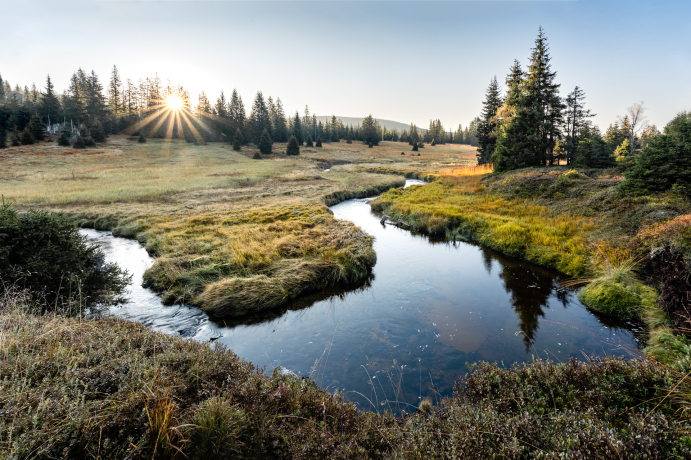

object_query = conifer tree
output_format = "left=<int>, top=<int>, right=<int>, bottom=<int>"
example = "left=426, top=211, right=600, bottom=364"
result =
left=73, top=135, right=86, bottom=149
left=20, top=127, right=35, bottom=145
left=138, top=133, right=146, bottom=143
left=292, top=112, right=304, bottom=144
left=228, top=89, right=246, bottom=138
left=232, top=128, right=243, bottom=151
left=272, top=97, right=287, bottom=142
left=476, top=77, right=503, bottom=164
left=431, top=139, right=436, bottom=146
left=40, top=75, right=60, bottom=125
left=412, top=142, right=418, bottom=151
left=258, top=127, right=272, bottom=154
left=58, top=130, right=71, bottom=146
left=85, top=70, right=107, bottom=121
left=250, top=91, right=272, bottom=144
left=346, top=129, right=353, bottom=144
left=28, top=114, right=44, bottom=141
left=11, top=130, right=21, bottom=146
left=360, top=115, right=380, bottom=146
left=316, top=136, right=322, bottom=147
left=108, top=66, right=122, bottom=116
left=90, top=120, right=107, bottom=143
left=306, top=135, right=313, bottom=147
left=286, top=135, right=300, bottom=155
left=564, top=86, right=595, bottom=165
left=0, top=73, right=5, bottom=101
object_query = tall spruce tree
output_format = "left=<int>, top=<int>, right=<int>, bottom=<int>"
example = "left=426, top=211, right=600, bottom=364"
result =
left=258, top=127, right=272, bottom=154
left=228, top=89, right=246, bottom=140
left=292, top=112, right=304, bottom=144
left=40, top=75, right=60, bottom=125
left=108, top=66, right=122, bottom=116
left=564, top=86, right=595, bottom=165
left=250, top=91, right=272, bottom=144
left=360, top=115, right=380, bottom=146
left=477, top=77, right=503, bottom=164
left=273, top=98, right=287, bottom=142
left=85, top=70, right=107, bottom=121
left=0, top=73, right=5, bottom=102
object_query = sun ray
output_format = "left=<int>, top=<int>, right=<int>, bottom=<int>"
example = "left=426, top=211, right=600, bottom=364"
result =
left=178, top=109, right=206, bottom=144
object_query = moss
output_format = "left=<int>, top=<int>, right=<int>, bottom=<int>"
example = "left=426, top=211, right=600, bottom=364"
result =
left=579, top=277, right=655, bottom=320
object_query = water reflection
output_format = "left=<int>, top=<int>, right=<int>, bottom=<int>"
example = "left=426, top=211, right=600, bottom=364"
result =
left=83, top=180, right=644, bottom=413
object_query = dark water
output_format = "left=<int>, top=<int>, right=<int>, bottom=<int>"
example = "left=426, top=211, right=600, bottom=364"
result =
left=82, top=180, right=643, bottom=413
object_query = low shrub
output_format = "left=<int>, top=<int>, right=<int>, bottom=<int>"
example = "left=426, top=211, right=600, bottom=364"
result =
left=0, top=204, right=129, bottom=314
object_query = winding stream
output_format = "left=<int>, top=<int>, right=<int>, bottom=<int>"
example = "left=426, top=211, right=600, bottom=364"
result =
left=82, top=179, right=643, bottom=412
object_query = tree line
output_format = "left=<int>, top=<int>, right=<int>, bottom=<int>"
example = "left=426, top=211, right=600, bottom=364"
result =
left=475, top=28, right=661, bottom=171
left=0, top=67, right=481, bottom=151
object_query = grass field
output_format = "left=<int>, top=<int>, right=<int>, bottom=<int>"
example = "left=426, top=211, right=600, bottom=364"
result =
left=0, top=136, right=476, bottom=316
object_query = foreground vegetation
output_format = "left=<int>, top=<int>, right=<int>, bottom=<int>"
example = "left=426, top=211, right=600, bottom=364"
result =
left=2, top=298, right=690, bottom=459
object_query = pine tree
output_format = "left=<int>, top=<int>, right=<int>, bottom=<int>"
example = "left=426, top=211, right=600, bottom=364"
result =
left=476, top=77, right=503, bottom=164
left=259, top=128, right=272, bottom=154
left=346, top=129, right=353, bottom=144
left=252, top=152, right=262, bottom=160
left=286, top=135, right=300, bottom=155
left=138, top=133, right=146, bottom=143
left=412, top=142, right=418, bottom=151
left=431, top=139, right=436, bottom=146
left=214, top=90, right=228, bottom=139
left=232, top=128, right=243, bottom=151
left=108, top=66, right=122, bottom=116
left=306, top=135, right=313, bottom=147
left=0, top=73, right=5, bottom=102
left=292, top=112, right=304, bottom=144
left=316, top=136, right=322, bottom=147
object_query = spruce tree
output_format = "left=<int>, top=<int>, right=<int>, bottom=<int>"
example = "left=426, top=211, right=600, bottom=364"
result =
left=292, top=112, right=304, bottom=144
left=360, top=115, right=380, bottom=146
left=316, top=136, right=322, bottom=147
left=58, top=130, right=71, bottom=146
left=108, top=66, right=122, bottom=116
left=250, top=91, right=272, bottom=145
left=20, top=128, right=35, bottom=145
left=28, top=114, right=44, bottom=141
left=11, top=131, right=21, bottom=146
left=40, top=75, right=61, bottom=125
left=232, top=128, right=243, bottom=151
left=306, top=135, right=313, bottom=147
left=90, top=121, right=107, bottom=143
left=0, top=106, right=7, bottom=148
left=258, top=128, right=272, bottom=154
left=431, top=139, right=436, bottom=146
left=412, top=142, right=418, bottom=151
left=228, top=89, right=246, bottom=139
left=273, top=98, right=287, bottom=142
left=73, top=135, right=86, bottom=149
left=138, top=133, right=146, bottom=143
left=0, top=73, right=5, bottom=102
left=564, top=86, right=595, bottom=165
left=286, top=135, right=300, bottom=155
left=476, top=77, right=503, bottom=164
left=252, top=151, right=262, bottom=160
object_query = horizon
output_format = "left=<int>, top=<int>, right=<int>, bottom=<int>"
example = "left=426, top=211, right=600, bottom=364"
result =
left=3, top=0, right=689, bottom=131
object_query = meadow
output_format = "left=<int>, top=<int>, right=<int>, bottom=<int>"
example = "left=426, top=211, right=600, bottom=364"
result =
left=0, top=136, right=475, bottom=317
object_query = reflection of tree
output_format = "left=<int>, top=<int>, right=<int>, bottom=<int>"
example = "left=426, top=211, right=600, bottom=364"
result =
left=480, top=247, right=556, bottom=352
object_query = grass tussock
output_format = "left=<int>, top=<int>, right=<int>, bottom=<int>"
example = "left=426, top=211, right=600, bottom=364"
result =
left=2, top=300, right=690, bottom=459
left=110, top=205, right=377, bottom=317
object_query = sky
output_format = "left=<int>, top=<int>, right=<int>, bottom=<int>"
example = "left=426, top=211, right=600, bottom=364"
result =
left=2, top=0, right=689, bottom=130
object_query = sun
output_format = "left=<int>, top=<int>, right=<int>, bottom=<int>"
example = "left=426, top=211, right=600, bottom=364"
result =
left=166, top=94, right=184, bottom=110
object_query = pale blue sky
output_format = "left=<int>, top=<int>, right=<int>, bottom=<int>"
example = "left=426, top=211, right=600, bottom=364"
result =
left=2, top=0, right=689, bottom=130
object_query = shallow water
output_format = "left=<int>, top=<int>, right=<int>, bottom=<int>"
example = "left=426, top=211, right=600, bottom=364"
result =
left=82, top=179, right=643, bottom=413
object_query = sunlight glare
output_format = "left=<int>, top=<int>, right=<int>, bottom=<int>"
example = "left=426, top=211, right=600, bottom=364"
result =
left=166, top=94, right=184, bottom=111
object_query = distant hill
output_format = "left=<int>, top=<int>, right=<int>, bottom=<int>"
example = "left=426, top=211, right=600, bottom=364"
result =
left=314, top=116, right=425, bottom=132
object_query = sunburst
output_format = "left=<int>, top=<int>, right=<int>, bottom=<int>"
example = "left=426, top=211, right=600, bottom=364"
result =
left=124, top=88, right=232, bottom=144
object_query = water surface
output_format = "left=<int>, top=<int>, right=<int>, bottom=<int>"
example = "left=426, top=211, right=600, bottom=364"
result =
left=82, top=180, right=642, bottom=412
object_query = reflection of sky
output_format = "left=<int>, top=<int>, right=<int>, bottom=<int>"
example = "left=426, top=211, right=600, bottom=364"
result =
left=5, top=0, right=689, bottom=130
left=84, top=186, right=643, bottom=411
